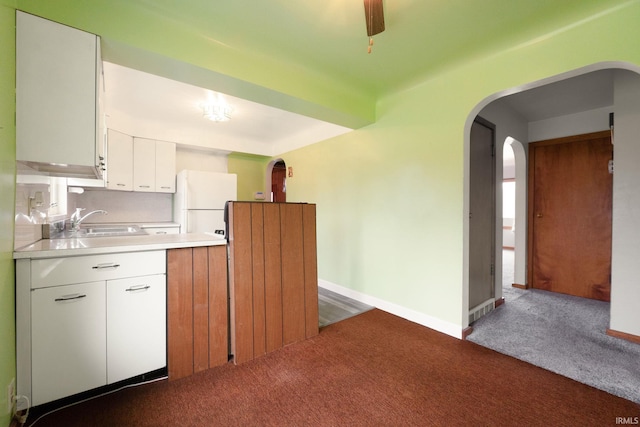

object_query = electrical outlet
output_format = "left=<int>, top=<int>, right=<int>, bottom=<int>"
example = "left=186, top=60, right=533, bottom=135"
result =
left=6, top=378, right=15, bottom=414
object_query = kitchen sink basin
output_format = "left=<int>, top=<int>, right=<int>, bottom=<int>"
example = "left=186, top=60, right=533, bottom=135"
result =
left=55, top=224, right=148, bottom=238
left=84, top=226, right=145, bottom=236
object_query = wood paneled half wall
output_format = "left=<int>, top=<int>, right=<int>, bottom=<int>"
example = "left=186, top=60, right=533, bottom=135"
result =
left=227, top=202, right=319, bottom=365
left=167, top=245, right=228, bottom=380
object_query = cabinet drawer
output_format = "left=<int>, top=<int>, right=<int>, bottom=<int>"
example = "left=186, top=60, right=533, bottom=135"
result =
left=143, top=226, right=180, bottom=235
left=31, top=250, right=166, bottom=289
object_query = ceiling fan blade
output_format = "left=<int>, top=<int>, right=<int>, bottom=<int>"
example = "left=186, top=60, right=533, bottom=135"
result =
left=364, top=0, right=385, bottom=37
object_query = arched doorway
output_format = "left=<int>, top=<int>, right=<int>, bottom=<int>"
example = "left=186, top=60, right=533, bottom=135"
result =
left=463, top=62, right=640, bottom=329
left=502, top=137, right=527, bottom=298
left=267, top=159, right=286, bottom=202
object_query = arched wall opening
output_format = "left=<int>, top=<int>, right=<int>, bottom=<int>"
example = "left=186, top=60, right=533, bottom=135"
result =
left=265, top=158, right=286, bottom=202
left=503, top=136, right=527, bottom=290
left=463, top=62, right=640, bottom=340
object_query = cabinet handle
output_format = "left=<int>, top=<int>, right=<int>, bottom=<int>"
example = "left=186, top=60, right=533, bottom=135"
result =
left=55, top=294, right=87, bottom=302
left=92, top=263, right=120, bottom=270
left=125, top=285, right=150, bottom=292
left=138, top=185, right=150, bottom=189
left=156, top=231, right=167, bottom=235
left=117, top=183, right=126, bottom=187
left=160, top=186, right=171, bottom=189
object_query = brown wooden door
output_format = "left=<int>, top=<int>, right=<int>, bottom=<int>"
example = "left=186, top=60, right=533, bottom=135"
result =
left=528, top=131, right=613, bottom=301
left=272, top=163, right=286, bottom=202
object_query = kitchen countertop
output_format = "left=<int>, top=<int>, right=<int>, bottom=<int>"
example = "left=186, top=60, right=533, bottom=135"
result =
left=13, top=232, right=226, bottom=260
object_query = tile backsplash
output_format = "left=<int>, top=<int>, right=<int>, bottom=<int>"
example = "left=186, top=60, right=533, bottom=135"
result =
left=15, top=180, right=173, bottom=249
left=70, top=189, right=172, bottom=224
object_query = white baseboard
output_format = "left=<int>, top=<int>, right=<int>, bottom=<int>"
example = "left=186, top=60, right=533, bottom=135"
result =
left=318, top=279, right=463, bottom=339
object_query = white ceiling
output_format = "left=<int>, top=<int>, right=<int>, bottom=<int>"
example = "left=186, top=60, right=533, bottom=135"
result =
left=104, top=64, right=615, bottom=160
left=103, top=62, right=352, bottom=157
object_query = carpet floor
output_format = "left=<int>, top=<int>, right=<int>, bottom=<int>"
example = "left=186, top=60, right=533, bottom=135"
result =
left=467, top=288, right=640, bottom=404
left=26, top=309, right=639, bottom=427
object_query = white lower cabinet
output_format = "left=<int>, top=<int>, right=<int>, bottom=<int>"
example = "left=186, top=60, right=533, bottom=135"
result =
left=31, top=282, right=107, bottom=406
left=17, top=250, right=167, bottom=408
left=107, top=274, right=166, bottom=383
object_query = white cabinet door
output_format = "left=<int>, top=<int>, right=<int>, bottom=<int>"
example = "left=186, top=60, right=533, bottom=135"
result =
left=133, top=138, right=156, bottom=192
left=106, top=129, right=133, bottom=191
left=31, top=282, right=107, bottom=406
left=16, top=12, right=101, bottom=176
left=155, top=140, right=176, bottom=193
left=105, top=132, right=176, bottom=193
left=107, top=274, right=167, bottom=384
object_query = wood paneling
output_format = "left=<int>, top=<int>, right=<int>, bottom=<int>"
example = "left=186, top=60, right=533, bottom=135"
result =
left=167, top=248, right=193, bottom=380
left=281, top=203, right=306, bottom=345
left=192, top=247, right=209, bottom=373
left=264, top=203, right=283, bottom=353
left=228, top=203, right=254, bottom=365
left=208, top=245, right=229, bottom=367
left=167, top=246, right=229, bottom=380
left=303, top=204, right=319, bottom=339
left=251, top=203, right=266, bottom=358
left=228, top=202, right=318, bottom=365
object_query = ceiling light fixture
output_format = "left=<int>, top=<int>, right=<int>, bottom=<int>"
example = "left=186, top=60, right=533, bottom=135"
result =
left=203, top=93, right=232, bottom=122
left=203, top=104, right=232, bottom=122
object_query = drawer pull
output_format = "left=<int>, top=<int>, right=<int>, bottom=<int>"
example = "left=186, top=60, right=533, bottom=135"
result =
left=55, top=294, right=87, bottom=302
left=156, top=231, right=167, bottom=235
left=92, top=263, right=120, bottom=270
left=126, top=285, right=150, bottom=292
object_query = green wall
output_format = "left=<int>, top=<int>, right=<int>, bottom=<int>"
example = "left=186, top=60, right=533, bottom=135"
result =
left=227, top=153, right=270, bottom=202
left=0, top=2, right=16, bottom=426
left=281, top=1, right=640, bottom=328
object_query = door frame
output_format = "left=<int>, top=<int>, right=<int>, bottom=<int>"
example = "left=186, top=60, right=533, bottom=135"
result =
left=468, top=116, right=497, bottom=322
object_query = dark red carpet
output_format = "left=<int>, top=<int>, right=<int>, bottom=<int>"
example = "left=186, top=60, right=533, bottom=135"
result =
left=26, top=309, right=639, bottom=426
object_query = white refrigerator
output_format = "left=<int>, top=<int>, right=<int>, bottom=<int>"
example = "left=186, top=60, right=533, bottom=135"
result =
left=174, top=170, right=237, bottom=236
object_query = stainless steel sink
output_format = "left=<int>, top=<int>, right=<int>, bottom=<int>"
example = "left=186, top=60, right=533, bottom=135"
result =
left=54, top=224, right=148, bottom=238
left=84, top=226, right=144, bottom=236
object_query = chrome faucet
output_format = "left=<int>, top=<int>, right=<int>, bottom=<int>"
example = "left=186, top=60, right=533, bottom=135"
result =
left=70, top=208, right=108, bottom=232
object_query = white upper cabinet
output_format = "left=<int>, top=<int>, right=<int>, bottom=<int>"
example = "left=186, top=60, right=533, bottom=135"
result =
left=16, top=12, right=104, bottom=179
left=133, top=137, right=176, bottom=193
left=105, top=129, right=133, bottom=191
left=155, top=140, right=177, bottom=193
left=107, top=132, right=175, bottom=193
left=133, top=138, right=156, bottom=192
